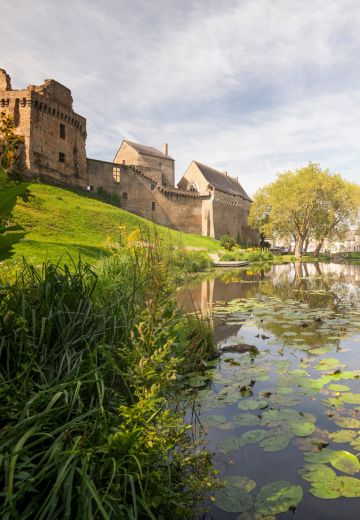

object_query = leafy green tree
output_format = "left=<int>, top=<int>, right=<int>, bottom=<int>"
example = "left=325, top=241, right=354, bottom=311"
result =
left=0, top=112, right=28, bottom=259
left=248, top=163, right=360, bottom=259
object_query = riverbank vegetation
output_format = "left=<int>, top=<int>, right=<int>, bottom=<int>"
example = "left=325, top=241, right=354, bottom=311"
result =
left=0, top=246, right=218, bottom=519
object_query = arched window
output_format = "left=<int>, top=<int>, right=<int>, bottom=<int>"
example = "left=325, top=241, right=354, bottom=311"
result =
left=189, top=181, right=199, bottom=192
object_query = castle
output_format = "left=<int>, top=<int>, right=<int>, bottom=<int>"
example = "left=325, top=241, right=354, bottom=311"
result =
left=0, top=68, right=255, bottom=241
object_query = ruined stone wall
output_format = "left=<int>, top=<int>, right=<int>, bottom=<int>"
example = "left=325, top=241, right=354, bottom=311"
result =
left=212, top=190, right=255, bottom=242
left=0, top=70, right=87, bottom=187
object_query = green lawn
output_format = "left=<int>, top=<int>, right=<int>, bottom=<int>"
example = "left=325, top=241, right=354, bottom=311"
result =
left=7, top=183, right=219, bottom=265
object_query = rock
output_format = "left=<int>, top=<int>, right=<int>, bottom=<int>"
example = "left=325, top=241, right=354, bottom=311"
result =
left=220, top=343, right=259, bottom=355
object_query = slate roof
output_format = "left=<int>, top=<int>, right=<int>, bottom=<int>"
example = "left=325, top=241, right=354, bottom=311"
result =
left=194, top=161, right=251, bottom=200
left=124, top=140, right=174, bottom=160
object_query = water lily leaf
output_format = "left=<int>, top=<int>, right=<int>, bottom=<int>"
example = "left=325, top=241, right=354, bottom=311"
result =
left=298, top=463, right=337, bottom=483
left=234, top=413, right=262, bottom=426
left=330, top=450, right=360, bottom=475
left=214, top=475, right=255, bottom=513
left=350, top=437, right=360, bottom=450
left=240, top=429, right=266, bottom=445
left=339, top=393, right=360, bottom=405
left=259, top=432, right=290, bottom=452
left=315, top=358, right=343, bottom=371
left=289, top=420, right=316, bottom=437
left=334, top=416, right=360, bottom=429
left=238, top=513, right=276, bottom=520
left=238, top=399, right=268, bottom=411
left=310, top=476, right=360, bottom=499
left=217, top=435, right=244, bottom=453
left=255, top=480, right=303, bottom=515
left=260, top=409, right=282, bottom=427
left=329, top=430, right=357, bottom=443
left=328, top=384, right=350, bottom=392
left=203, top=414, right=233, bottom=429
left=304, top=448, right=337, bottom=464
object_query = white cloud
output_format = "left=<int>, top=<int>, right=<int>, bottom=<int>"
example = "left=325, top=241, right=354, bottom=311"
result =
left=1, top=0, right=360, bottom=195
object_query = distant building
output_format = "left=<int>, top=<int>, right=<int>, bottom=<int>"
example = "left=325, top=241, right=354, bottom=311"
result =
left=0, top=68, right=256, bottom=242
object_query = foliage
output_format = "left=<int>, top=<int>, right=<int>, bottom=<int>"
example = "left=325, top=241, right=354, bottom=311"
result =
left=248, top=162, right=360, bottom=258
left=0, top=114, right=28, bottom=259
left=221, top=247, right=274, bottom=262
left=170, top=249, right=212, bottom=273
left=8, top=183, right=219, bottom=265
left=0, top=111, right=24, bottom=172
left=0, top=252, right=217, bottom=519
left=220, top=233, right=236, bottom=251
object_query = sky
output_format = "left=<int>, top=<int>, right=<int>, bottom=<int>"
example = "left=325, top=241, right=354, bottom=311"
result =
left=1, top=0, right=360, bottom=196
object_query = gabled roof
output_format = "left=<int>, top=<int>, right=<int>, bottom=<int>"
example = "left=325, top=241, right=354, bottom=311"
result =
left=194, top=161, right=251, bottom=200
left=123, top=140, right=174, bottom=160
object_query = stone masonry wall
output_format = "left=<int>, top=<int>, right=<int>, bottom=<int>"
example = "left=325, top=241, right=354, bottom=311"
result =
left=0, top=70, right=87, bottom=187
left=212, top=190, right=256, bottom=243
left=114, top=141, right=174, bottom=187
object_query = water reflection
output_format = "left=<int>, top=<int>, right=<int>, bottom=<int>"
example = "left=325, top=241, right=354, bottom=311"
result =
left=180, top=263, right=360, bottom=520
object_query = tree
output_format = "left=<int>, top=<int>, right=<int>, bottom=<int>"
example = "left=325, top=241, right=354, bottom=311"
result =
left=0, top=112, right=28, bottom=260
left=248, top=163, right=360, bottom=259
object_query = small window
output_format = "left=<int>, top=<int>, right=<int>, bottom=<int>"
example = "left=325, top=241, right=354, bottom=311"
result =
left=159, top=162, right=162, bottom=167
left=60, top=123, right=66, bottom=139
left=122, top=160, right=125, bottom=165
left=59, top=152, right=65, bottom=163
left=122, top=192, right=128, bottom=200
left=113, top=166, right=121, bottom=183
left=151, top=182, right=156, bottom=191
left=87, top=185, right=94, bottom=191
left=152, top=201, right=156, bottom=211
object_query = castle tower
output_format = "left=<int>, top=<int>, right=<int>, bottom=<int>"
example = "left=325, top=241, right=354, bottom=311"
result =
left=0, top=69, right=87, bottom=186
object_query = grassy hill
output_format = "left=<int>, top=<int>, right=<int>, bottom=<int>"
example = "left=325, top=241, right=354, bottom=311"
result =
left=8, top=183, right=219, bottom=264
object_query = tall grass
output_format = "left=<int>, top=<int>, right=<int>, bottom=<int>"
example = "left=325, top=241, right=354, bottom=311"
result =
left=0, top=248, right=217, bottom=519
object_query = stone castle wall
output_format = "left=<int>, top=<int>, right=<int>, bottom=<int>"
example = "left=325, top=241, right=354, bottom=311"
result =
left=0, top=69, right=87, bottom=187
left=1, top=68, right=257, bottom=243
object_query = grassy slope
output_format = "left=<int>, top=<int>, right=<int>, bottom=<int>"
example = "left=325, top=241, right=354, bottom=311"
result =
left=9, top=183, right=219, bottom=264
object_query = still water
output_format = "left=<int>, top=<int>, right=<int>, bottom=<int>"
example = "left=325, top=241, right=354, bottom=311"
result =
left=178, top=263, right=360, bottom=520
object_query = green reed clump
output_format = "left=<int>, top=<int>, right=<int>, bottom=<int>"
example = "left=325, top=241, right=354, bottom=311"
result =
left=0, top=251, right=217, bottom=519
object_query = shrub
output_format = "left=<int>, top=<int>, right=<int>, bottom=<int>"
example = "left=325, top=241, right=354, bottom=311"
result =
left=219, top=234, right=236, bottom=251
left=221, top=247, right=274, bottom=262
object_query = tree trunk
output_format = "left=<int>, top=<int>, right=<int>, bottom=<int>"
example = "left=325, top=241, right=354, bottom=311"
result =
left=313, top=240, right=324, bottom=257
left=294, top=236, right=304, bottom=259
left=303, top=238, right=310, bottom=254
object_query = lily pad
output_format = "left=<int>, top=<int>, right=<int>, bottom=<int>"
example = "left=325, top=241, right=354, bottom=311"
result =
left=240, top=429, right=266, bottom=444
left=259, top=432, right=290, bottom=452
left=214, top=475, right=255, bottom=513
left=333, top=416, right=360, bottom=429
left=328, top=384, right=350, bottom=392
left=234, top=413, right=262, bottom=426
left=289, top=420, right=316, bottom=437
left=238, top=399, right=268, bottom=411
left=217, top=435, right=244, bottom=453
left=329, top=430, right=357, bottom=443
left=255, top=480, right=303, bottom=515
left=298, top=463, right=337, bottom=483
left=310, top=476, right=360, bottom=499
left=330, top=450, right=360, bottom=475
left=203, top=414, right=233, bottom=429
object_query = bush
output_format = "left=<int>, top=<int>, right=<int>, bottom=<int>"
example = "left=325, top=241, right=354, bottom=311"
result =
left=219, top=234, right=236, bottom=251
left=221, top=247, right=274, bottom=262
left=170, top=249, right=212, bottom=273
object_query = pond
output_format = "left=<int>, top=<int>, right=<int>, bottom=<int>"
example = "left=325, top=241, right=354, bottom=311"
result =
left=178, top=262, right=360, bottom=520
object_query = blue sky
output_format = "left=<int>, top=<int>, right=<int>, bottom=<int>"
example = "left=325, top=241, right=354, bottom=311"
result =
left=1, top=0, right=360, bottom=195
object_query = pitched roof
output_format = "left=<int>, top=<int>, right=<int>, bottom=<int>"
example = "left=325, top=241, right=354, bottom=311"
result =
left=194, top=161, right=251, bottom=200
left=124, top=140, right=174, bottom=160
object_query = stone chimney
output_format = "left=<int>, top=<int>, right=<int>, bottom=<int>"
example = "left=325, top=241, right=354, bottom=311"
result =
left=162, top=143, right=168, bottom=156
left=0, top=69, right=12, bottom=91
